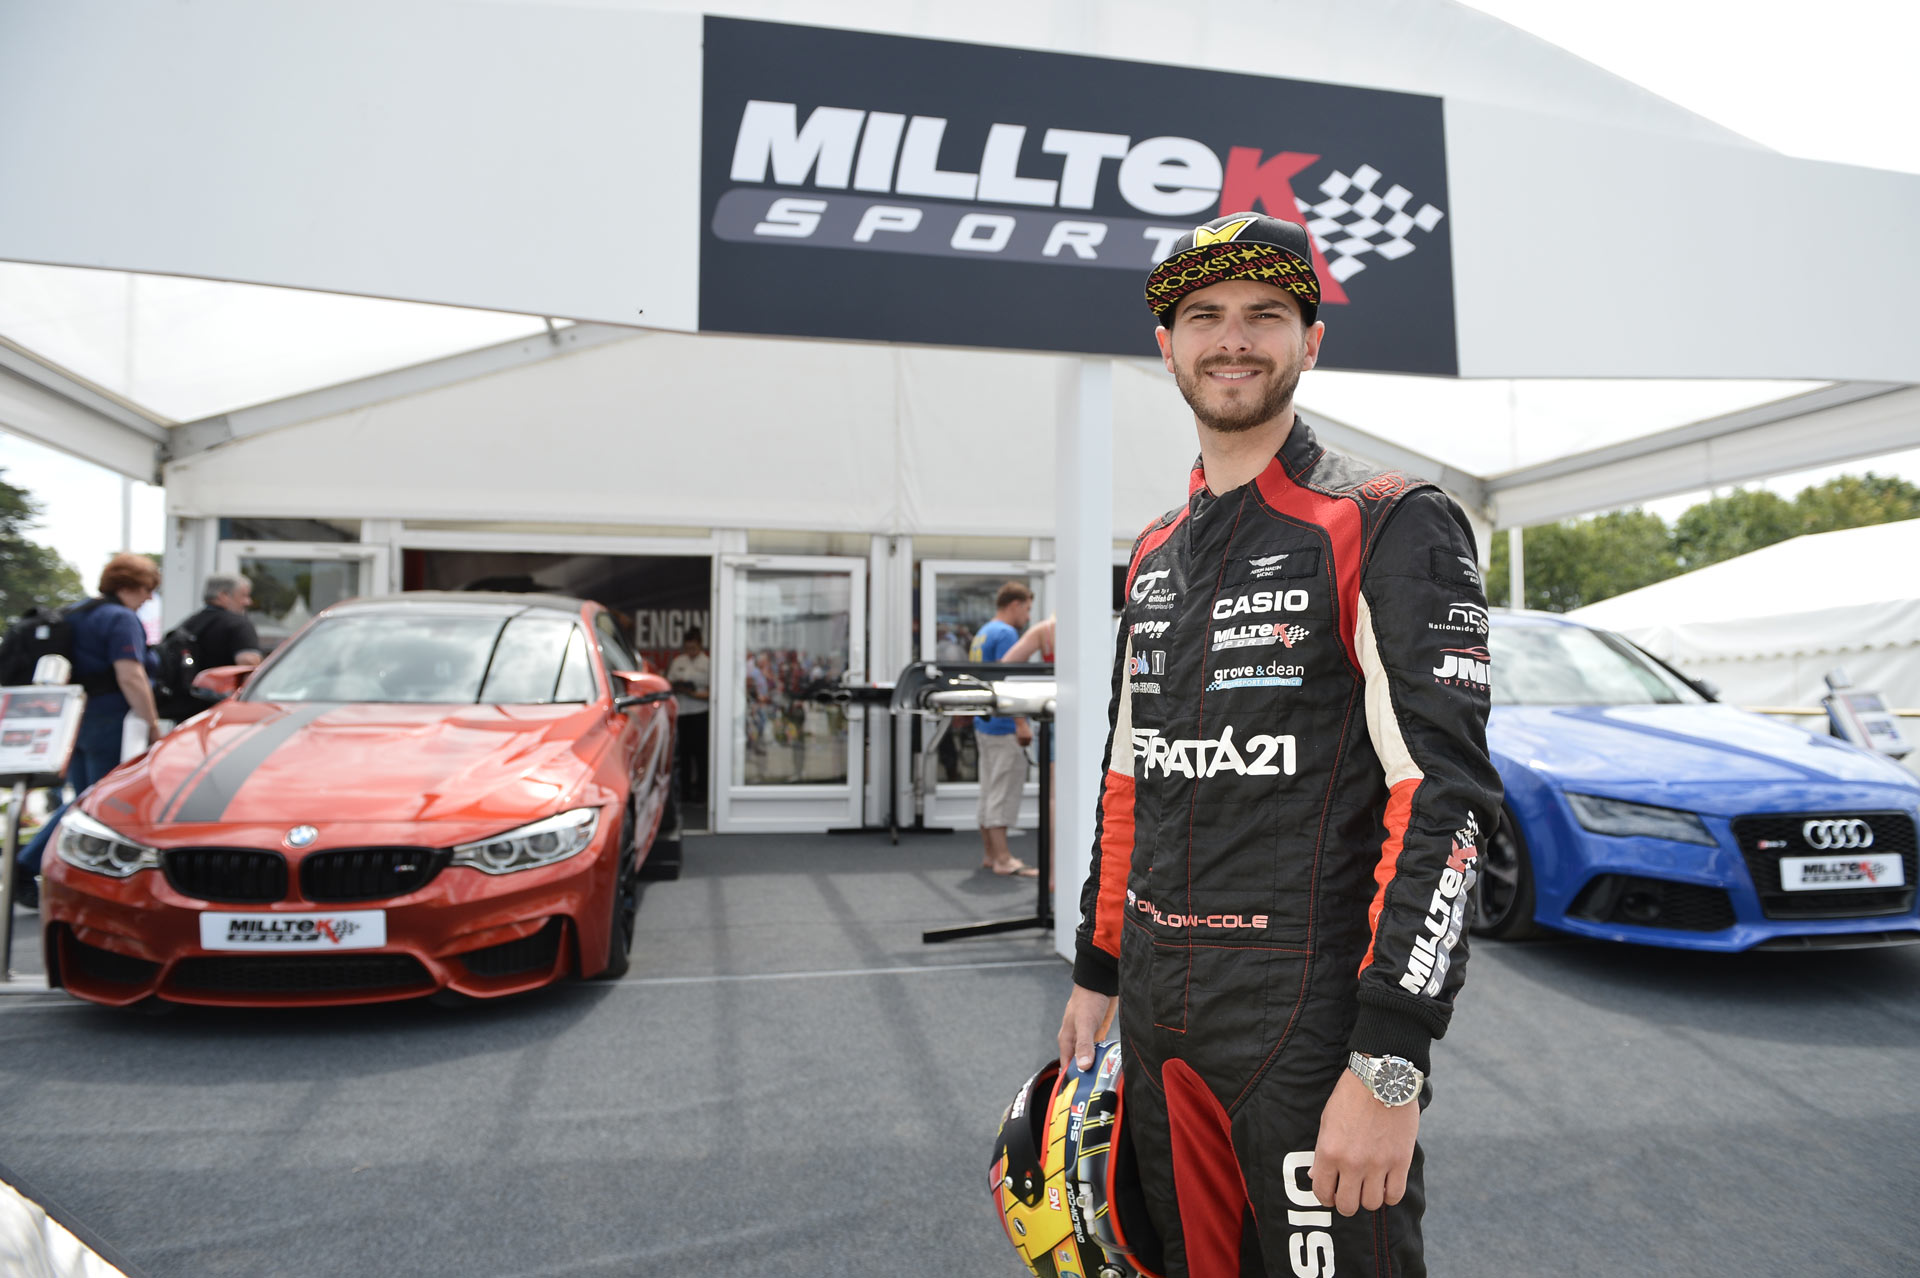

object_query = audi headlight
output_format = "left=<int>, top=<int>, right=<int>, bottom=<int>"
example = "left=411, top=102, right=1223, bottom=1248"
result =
left=1566, top=793, right=1716, bottom=846
left=450, top=808, right=600, bottom=875
left=55, top=808, right=161, bottom=878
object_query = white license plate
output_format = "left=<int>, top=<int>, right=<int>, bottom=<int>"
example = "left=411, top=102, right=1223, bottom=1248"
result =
left=1778, top=854, right=1907, bottom=892
left=198, top=910, right=387, bottom=950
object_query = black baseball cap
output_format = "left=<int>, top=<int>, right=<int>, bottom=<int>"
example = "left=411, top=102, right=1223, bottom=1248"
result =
left=1144, top=212, right=1321, bottom=326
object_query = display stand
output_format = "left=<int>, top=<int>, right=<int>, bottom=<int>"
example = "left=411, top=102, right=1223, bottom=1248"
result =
left=0, top=683, right=85, bottom=986
left=923, top=717, right=1053, bottom=944
left=887, top=661, right=1057, bottom=946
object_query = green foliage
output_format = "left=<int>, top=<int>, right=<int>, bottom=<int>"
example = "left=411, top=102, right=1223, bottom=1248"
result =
left=1495, top=471, right=1920, bottom=613
left=1793, top=472, right=1920, bottom=535
left=0, top=470, right=83, bottom=622
left=1487, top=509, right=1677, bottom=613
left=1671, top=488, right=1798, bottom=569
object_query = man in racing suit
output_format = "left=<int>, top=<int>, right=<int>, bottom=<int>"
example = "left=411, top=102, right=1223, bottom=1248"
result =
left=1058, top=213, right=1503, bottom=1278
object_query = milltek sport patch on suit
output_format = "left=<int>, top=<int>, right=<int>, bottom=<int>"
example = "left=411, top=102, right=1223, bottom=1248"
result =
left=198, top=910, right=387, bottom=951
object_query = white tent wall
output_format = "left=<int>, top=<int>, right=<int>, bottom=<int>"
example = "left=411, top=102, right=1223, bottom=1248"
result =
left=162, top=328, right=1489, bottom=543
left=166, top=332, right=902, bottom=530
left=1620, top=603, right=1920, bottom=711
left=1570, top=522, right=1920, bottom=767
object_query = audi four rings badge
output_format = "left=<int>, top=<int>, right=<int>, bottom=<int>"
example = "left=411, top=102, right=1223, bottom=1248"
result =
left=1801, top=819, right=1874, bottom=850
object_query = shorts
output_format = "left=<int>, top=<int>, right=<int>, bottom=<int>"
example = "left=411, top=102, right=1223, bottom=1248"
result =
left=975, top=730, right=1028, bottom=829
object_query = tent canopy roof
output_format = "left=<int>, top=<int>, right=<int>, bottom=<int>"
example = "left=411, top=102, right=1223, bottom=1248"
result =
left=1, top=0, right=1913, bottom=525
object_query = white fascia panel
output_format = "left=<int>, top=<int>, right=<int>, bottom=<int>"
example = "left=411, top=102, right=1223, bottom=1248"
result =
left=1448, top=99, right=1920, bottom=381
left=0, top=1, right=700, bottom=331
left=0, top=370, right=159, bottom=482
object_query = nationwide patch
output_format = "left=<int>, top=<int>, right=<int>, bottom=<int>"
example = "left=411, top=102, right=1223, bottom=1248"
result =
left=1428, top=601, right=1489, bottom=636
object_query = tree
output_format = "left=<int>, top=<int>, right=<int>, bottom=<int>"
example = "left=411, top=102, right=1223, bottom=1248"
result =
left=0, top=470, right=84, bottom=622
left=1793, top=472, right=1920, bottom=534
left=1485, top=508, right=1677, bottom=613
left=1670, top=487, right=1799, bottom=570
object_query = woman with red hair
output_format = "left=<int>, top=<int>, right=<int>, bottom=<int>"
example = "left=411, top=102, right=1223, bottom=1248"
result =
left=14, top=553, right=163, bottom=906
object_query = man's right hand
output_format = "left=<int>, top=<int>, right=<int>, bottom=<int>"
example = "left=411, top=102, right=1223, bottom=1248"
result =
left=1057, top=984, right=1116, bottom=1071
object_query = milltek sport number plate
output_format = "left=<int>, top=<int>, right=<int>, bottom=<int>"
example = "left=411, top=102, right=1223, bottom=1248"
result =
left=198, top=910, right=387, bottom=950
left=1778, top=855, right=1907, bottom=892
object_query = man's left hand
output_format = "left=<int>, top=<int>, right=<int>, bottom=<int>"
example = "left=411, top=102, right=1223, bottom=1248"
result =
left=1309, top=1068, right=1419, bottom=1216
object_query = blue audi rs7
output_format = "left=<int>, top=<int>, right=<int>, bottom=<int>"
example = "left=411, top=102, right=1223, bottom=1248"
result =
left=1472, top=612, right=1920, bottom=950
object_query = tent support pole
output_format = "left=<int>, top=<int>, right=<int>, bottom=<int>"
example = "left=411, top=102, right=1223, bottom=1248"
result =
left=1509, top=526, right=1525, bottom=611
left=1053, top=358, right=1112, bottom=962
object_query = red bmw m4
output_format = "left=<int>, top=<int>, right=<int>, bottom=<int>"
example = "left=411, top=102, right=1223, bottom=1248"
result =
left=40, top=593, right=680, bottom=1008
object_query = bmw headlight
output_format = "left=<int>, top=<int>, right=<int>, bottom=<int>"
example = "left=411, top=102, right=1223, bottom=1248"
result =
left=1565, top=793, right=1716, bottom=846
left=55, top=808, right=161, bottom=878
left=451, top=808, right=600, bottom=875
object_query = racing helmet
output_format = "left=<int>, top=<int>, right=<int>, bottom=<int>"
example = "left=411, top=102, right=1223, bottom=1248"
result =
left=990, top=1041, right=1164, bottom=1278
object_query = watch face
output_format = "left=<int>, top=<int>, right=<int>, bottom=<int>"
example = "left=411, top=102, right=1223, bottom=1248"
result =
left=1373, top=1059, right=1420, bottom=1107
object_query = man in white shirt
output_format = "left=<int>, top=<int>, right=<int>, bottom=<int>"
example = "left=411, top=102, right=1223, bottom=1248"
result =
left=666, top=628, right=710, bottom=805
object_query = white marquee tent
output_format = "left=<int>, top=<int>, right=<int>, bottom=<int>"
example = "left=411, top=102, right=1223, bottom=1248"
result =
left=6, top=0, right=1920, bottom=949
left=1570, top=518, right=1920, bottom=712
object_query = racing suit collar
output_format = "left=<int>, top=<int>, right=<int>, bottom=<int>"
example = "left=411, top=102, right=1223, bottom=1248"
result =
left=1188, top=421, right=1325, bottom=502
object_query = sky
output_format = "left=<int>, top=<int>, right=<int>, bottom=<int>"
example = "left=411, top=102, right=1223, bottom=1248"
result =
left=3, top=0, right=1919, bottom=583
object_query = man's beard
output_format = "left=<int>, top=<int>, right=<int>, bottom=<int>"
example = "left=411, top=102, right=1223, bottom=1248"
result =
left=1172, top=350, right=1304, bottom=434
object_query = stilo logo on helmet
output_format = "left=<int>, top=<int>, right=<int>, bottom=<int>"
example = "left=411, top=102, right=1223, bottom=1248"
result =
left=990, top=1042, right=1164, bottom=1278
left=1801, top=818, right=1874, bottom=851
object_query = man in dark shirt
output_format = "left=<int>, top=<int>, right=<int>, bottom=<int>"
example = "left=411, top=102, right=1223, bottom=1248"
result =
left=187, top=573, right=265, bottom=672
left=156, top=574, right=263, bottom=725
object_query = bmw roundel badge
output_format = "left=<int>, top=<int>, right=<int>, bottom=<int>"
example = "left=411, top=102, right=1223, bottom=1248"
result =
left=285, top=825, right=319, bottom=849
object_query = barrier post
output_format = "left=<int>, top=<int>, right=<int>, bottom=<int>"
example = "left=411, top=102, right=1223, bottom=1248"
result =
left=1, top=781, right=26, bottom=983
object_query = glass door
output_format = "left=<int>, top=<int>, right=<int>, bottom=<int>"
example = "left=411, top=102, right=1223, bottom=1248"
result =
left=916, top=560, right=1049, bottom=830
left=713, top=555, right=866, bottom=832
left=214, top=541, right=389, bottom=652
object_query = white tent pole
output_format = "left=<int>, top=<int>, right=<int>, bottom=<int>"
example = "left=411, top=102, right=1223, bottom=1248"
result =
left=120, top=476, right=133, bottom=553
left=1509, top=526, right=1525, bottom=611
left=1054, top=357, right=1113, bottom=962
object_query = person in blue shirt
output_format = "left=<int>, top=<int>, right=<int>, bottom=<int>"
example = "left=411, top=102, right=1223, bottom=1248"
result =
left=969, top=580, right=1034, bottom=876
left=15, top=553, right=164, bottom=907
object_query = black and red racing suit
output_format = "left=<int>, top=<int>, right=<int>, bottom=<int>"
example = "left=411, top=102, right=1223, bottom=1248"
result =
left=1073, top=422, right=1503, bottom=1278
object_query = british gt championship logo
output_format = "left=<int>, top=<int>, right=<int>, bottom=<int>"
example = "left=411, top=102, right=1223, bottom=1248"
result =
left=700, top=18, right=1457, bottom=373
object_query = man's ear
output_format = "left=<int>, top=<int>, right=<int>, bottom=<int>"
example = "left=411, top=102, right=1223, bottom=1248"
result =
left=1301, top=320, right=1325, bottom=372
left=1155, top=324, right=1174, bottom=372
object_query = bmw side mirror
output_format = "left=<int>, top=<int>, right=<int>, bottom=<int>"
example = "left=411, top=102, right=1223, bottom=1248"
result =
left=612, top=670, right=674, bottom=711
left=192, top=665, right=254, bottom=701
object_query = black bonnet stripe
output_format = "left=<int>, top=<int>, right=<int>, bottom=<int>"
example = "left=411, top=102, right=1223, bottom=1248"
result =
left=170, top=704, right=332, bottom=824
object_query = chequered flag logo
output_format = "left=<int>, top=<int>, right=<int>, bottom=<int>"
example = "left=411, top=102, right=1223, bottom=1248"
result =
left=1279, top=625, right=1309, bottom=647
left=1294, top=164, right=1445, bottom=284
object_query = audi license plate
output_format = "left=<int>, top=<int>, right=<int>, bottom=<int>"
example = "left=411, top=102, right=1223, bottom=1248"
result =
left=198, top=910, right=387, bottom=950
left=1778, top=854, right=1906, bottom=892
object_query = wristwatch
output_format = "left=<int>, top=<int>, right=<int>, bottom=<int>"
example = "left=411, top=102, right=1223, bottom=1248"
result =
left=1347, top=1052, right=1424, bottom=1107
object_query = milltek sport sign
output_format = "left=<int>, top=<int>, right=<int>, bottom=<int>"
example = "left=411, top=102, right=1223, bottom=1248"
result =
left=701, top=18, right=1458, bottom=373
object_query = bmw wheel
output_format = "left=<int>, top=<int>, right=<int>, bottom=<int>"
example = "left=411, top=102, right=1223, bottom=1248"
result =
left=592, top=804, right=640, bottom=980
left=1468, top=808, right=1545, bottom=940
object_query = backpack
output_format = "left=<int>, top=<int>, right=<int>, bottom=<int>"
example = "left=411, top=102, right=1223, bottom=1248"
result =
left=0, top=598, right=111, bottom=691
left=155, top=609, right=220, bottom=720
